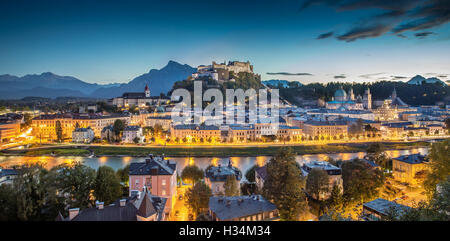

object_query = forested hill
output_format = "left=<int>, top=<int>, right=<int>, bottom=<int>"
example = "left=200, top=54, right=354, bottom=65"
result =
left=279, top=81, right=449, bottom=106
left=169, top=72, right=264, bottom=97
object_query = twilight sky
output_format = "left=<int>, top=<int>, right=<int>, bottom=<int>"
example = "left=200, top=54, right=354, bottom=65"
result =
left=0, top=0, right=449, bottom=84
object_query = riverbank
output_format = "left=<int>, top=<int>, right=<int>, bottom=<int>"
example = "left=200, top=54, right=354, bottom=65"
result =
left=0, top=141, right=432, bottom=157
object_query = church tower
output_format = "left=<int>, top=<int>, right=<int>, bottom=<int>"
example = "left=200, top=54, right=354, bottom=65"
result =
left=349, top=88, right=355, bottom=101
left=363, top=88, right=372, bottom=109
left=145, top=84, right=150, bottom=98
left=391, top=88, right=397, bottom=101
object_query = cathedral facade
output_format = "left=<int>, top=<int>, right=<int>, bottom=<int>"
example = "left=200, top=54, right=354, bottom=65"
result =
left=325, top=87, right=372, bottom=110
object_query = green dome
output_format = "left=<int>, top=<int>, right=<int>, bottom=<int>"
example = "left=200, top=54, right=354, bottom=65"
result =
left=335, top=89, right=347, bottom=98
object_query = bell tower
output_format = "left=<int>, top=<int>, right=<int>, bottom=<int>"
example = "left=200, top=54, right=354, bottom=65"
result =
left=145, top=84, right=150, bottom=98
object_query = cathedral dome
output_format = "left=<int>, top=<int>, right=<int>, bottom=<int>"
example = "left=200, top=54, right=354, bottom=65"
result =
left=334, top=88, right=347, bottom=101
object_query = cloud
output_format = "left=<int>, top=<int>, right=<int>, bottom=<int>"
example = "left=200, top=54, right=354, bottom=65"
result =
left=337, top=24, right=392, bottom=42
left=391, top=75, right=408, bottom=79
left=266, top=72, right=313, bottom=76
left=414, top=31, right=435, bottom=38
left=392, top=0, right=450, bottom=33
left=359, top=72, right=386, bottom=79
left=317, top=32, right=334, bottom=39
left=300, top=0, right=450, bottom=42
left=334, top=74, right=346, bottom=79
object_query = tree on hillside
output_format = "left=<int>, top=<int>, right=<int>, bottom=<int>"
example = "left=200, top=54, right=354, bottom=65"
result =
left=112, top=119, right=125, bottom=141
left=185, top=182, right=212, bottom=216
left=94, top=166, right=122, bottom=205
left=341, top=159, right=385, bottom=204
left=262, top=147, right=307, bottom=220
left=181, top=165, right=204, bottom=184
left=224, top=175, right=240, bottom=197
left=306, top=168, right=329, bottom=201
left=424, top=139, right=450, bottom=198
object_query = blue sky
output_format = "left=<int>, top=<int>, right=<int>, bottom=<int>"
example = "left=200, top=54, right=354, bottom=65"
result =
left=0, top=0, right=449, bottom=84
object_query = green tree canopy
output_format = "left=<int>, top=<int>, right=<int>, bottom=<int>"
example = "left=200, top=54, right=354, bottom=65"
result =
left=341, top=159, right=385, bottom=204
left=113, top=119, right=125, bottom=139
left=181, top=165, right=204, bottom=184
left=53, top=162, right=96, bottom=209
left=185, top=182, right=212, bottom=216
left=94, top=166, right=123, bottom=205
left=245, top=165, right=258, bottom=183
left=262, top=147, right=307, bottom=220
left=424, top=139, right=450, bottom=198
left=305, top=168, right=330, bottom=201
left=55, top=120, right=63, bottom=142
left=224, top=175, right=240, bottom=197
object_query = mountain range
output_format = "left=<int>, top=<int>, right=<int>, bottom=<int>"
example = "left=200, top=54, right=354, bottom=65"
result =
left=407, top=75, right=447, bottom=86
left=0, top=61, right=196, bottom=99
left=0, top=63, right=447, bottom=100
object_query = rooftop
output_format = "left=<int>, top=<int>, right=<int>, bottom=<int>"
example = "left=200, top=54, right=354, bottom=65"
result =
left=205, top=161, right=242, bottom=182
left=363, top=198, right=411, bottom=217
left=129, top=156, right=176, bottom=176
left=393, top=154, right=428, bottom=165
left=209, top=195, right=277, bottom=220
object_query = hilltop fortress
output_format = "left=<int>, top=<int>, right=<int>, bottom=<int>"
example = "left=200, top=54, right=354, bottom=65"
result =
left=192, top=60, right=255, bottom=83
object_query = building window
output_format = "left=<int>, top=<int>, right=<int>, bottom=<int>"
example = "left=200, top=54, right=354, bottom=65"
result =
left=162, top=179, right=166, bottom=185
left=162, top=190, right=166, bottom=196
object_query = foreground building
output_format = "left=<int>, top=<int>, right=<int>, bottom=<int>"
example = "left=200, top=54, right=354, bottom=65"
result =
left=60, top=191, right=167, bottom=221
left=301, top=161, right=343, bottom=200
left=362, top=198, right=411, bottom=221
left=129, top=156, right=177, bottom=215
left=392, top=154, right=429, bottom=185
left=0, top=167, right=18, bottom=185
left=205, top=161, right=242, bottom=196
left=208, top=195, right=279, bottom=221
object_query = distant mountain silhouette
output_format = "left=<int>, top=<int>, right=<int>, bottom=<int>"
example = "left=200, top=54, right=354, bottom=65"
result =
left=0, top=61, right=196, bottom=99
left=0, top=86, right=88, bottom=99
left=407, top=75, right=446, bottom=86
left=262, top=79, right=302, bottom=88
left=90, top=60, right=196, bottom=98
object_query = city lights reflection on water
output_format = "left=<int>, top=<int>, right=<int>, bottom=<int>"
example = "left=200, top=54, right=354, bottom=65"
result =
left=0, top=147, right=429, bottom=180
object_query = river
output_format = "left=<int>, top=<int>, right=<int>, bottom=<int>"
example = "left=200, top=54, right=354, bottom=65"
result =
left=0, top=147, right=429, bottom=178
